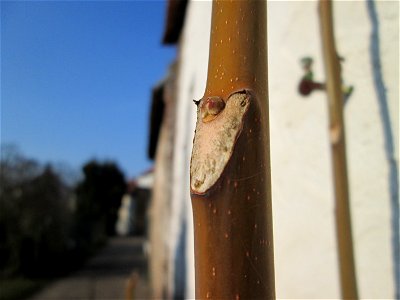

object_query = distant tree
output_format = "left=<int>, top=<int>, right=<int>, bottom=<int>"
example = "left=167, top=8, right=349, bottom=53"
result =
left=74, top=160, right=126, bottom=248
left=0, top=145, right=73, bottom=277
left=0, top=147, right=126, bottom=278
left=0, top=145, right=41, bottom=276
left=18, top=165, right=72, bottom=276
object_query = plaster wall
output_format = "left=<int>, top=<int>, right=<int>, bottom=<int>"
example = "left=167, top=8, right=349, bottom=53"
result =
left=169, top=2, right=212, bottom=298
left=166, top=0, right=398, bottom=298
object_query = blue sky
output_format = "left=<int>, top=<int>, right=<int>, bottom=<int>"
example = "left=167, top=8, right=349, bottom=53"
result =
left=1, top=0, right=176, bottom=179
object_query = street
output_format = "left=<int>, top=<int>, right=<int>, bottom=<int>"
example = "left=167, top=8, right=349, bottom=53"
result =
left=29, top=237, right=149, bottom=300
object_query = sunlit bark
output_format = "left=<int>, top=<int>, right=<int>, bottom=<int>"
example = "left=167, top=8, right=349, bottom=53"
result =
left=319, top=1, right=358, bottom=298
left=190, top=1, right=275, bottom=299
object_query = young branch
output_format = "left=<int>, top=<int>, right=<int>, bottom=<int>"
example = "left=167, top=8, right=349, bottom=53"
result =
left=319, top=1, right=358, bottom=298
left=190, top=1, right=275, bottom=299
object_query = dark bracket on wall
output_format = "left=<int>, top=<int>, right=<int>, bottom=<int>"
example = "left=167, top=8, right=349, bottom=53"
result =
left=298, top=56, right=354, bottom=104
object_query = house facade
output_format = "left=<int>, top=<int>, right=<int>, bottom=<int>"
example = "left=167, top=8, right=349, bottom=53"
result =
left=148, top=1, right=399, bottom=298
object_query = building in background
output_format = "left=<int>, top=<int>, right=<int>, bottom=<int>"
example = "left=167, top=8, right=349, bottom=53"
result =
left=116, top=169, right=153, bottom=237
left=148, top=0, right=399, bottom=298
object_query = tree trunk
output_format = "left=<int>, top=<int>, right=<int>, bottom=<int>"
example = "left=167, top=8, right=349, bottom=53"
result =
left=319, top=1, right=358, bottom=298
left=190, top=1, right=275, bottom=299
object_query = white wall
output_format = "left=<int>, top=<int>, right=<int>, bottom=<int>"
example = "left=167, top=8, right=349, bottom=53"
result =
left=169, top=1, right=212, bottom=298
left=268, top=1, right=397, bottom=298
left=168, top=0, right=398, bottom=298
left=334, top=1, right=398, bottom=297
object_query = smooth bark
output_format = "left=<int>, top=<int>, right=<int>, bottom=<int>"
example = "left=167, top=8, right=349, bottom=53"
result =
left=319, top=1, right=358, bottom=298
left=190, top=1, right=275, bottom=299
